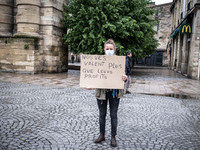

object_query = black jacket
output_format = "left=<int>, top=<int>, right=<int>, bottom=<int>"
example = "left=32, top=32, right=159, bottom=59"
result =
left=125, top=56, right=132, bottom=76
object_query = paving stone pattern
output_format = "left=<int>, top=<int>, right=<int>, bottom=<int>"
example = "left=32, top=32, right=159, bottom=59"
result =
left=1, top=82, right=200, bottom=149
left=131, top=69, right=200, bottom=99
left=1, top=68, right=200, bottom=99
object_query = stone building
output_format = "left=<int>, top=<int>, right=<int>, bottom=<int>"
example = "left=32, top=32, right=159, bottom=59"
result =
left=153, top=2, right=172, bottom=66
left=138, top=2, right=172, bottom=66
left=169, top=0, right=200, bottom=80
left=0, top=0, right=68, bottom=73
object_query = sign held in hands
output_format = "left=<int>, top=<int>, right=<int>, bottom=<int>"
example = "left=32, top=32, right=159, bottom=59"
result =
left=80, top=54, right=125, bottom=89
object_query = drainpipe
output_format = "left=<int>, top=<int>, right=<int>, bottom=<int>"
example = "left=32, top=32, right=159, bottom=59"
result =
left=183, top=0, right=186, bottom=17
left=198, top=48, right=200, bottom=80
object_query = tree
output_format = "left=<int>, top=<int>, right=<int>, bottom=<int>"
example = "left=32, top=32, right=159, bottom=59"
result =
left=63, top=0, right=158, bottom=58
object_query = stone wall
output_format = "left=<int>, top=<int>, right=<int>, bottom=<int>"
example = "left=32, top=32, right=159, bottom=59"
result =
left=0, top=0, right=14, bottom=36
left=16, top=0, right=41, bottom=37
left=0, top=0, right=68, bottom=74
left=169, top=0, right=200, bottom=80
left=152, top=3, right=172, bottom=66
left=40, top=0, right=67, bottom=73
left=154, top=3, right=172, bottom=51
left=0, top=38, right=39, bottom=73
left=188, top=9, right=200, bottom=79
left=162, top=51, right=169, bottom=66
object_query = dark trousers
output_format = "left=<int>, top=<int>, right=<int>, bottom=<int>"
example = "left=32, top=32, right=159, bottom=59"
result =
left=97, top=91, right=120, bottom=136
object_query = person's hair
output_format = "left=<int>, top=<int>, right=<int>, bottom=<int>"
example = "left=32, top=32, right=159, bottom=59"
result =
left=104, top=39, right=116, bottom=50
left=126, top=51, right=132, bottom=56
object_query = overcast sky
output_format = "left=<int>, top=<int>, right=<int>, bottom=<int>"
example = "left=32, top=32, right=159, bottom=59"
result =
left=152, top=0, right=173, bottom=5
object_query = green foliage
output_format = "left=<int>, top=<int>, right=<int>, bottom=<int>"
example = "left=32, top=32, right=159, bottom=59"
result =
left=24, top=43, right=29, bottom=49
left=63, top=0, right=158, bottom=58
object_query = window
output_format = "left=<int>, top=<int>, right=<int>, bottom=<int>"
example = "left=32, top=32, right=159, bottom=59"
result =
left=187, top=1, right=193, bottom=12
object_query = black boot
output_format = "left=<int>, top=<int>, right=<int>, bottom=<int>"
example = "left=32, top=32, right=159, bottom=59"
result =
left=94, top=133, right=105, bottom=143
left=126, top=91, right=131, bottom=94
left=110, top=135, right=117, bottom=147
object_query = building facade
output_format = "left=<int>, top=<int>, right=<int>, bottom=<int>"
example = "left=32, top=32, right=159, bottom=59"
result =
left=0, top=0, right=68, bottom=73
left=153, top=2, right=172, bottom=66
left=137, top=2, right=172, bottom=66
left=169, top=0, right=200, bottom=80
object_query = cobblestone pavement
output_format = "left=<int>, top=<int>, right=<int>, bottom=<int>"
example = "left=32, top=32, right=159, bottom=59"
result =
left=131, top=68, right=200, bottom=99
left=1, top=68, right=200, bottom=99
left=0, top=70, right=80, bottom=89
left=1, top=81, right=200, bottom=149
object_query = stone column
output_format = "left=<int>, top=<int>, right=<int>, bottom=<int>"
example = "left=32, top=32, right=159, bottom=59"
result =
left=176, top=32, right=181, bottom=71
left=15, top=0, right=40, bottom=37
left=170, top=39, right=175, bottom=69
left=40, top=0, right=68, bottom=73
left=172, top=36, right=178, bottom=69
left=181, top=34, right=189, bottom=74
left=197, top=9, right=200, bottom=80
left=0, top=0, right=14, bottom=36
left=177, top=33, right=184, bottom=72
left=189, top=9, right=200, bottom=79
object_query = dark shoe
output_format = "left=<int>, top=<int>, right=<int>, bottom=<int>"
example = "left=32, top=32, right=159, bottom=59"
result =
left=126, top=91, right=131, bottom=94
left=110, top=135, right=117, bottom=147
left=94, top=133, right=105, bottom=143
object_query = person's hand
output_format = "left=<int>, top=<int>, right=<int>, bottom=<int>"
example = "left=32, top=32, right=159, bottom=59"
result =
left=122, top=74, right=127, bottom=81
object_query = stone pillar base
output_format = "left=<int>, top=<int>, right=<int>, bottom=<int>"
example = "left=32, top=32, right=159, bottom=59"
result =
left=181, top=63, right=188, bottom=74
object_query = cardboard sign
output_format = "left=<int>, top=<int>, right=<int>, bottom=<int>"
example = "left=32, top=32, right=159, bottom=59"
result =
left=80, top=54, right=125, bottom=89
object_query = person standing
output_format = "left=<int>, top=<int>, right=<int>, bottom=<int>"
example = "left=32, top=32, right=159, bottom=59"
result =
left=71, top=53, right=75, bottom=63
left=125, top=52, right=132, bottom=94
left=94, top=39, right=127, bottom=147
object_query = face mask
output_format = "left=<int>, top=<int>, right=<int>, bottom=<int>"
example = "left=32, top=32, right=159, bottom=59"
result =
left=105, top=50, right=114, bottom=56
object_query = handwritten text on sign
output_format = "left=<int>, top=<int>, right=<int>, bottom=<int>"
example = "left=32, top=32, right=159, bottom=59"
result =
left=80, top=54, right=125, bottom=89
